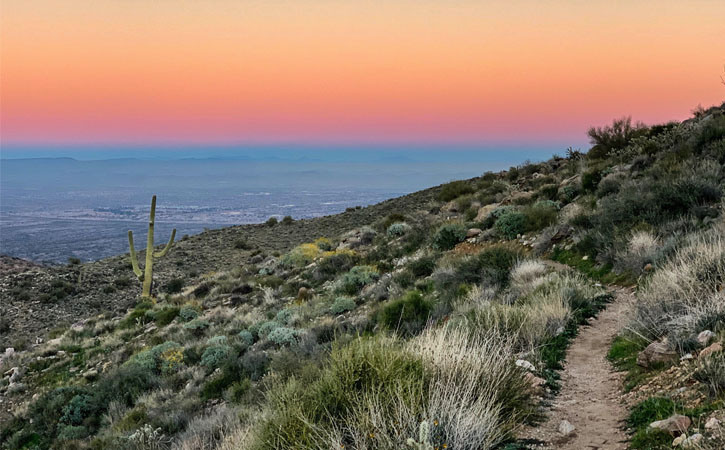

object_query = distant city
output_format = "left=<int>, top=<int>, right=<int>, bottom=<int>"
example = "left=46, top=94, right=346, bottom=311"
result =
left=0, top=154, right=542, bottom=263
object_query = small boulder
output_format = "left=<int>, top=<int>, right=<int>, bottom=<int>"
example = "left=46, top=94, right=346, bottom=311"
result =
left=466, top=228, right=482, bottom=238
left=475, top=203, right=500, bottom=222
left=515, top=359, right=536, bottom=372
left=643, top=263, right=653, bottom=272
left=558, top=420, right=576, bottom=436
left=297, top=287, right=312, bottom=301
left=672, top=434, right=687, bottom=447
left=681, top=433, right=703, bottom=448
left=649, top=414, right=691, bottom=435
left=637, top=340, right=678, bottom=368
left=704, top=417, right=720, bottom=429
left=524, top=372, right=546, bottom=394
left=697, top=330, right=716, bottom=346
left=699, top=342, right=723, bottom=359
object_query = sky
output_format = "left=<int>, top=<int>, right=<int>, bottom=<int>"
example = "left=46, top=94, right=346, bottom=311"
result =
left=1, top=0, right=724, bottom=155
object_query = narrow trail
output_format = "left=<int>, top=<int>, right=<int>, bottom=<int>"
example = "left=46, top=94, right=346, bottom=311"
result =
left=524, top=287, right=633, bottom=450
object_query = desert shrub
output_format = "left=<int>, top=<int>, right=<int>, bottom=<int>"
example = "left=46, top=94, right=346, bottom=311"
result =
left=150, top=306, right=179, bottom=326
left=538, top=183, right=559, bottom=200
left=201, top=342, right=234, bottom=370
left=330, top=297, right=357, bottom=315
left=387, top=222, right=412, bottom=237
left=283, top=243, right=321, bottom=268
left=440, top=245, right=521, bottom=290
left=127, top=341, right=183, bottom=374
left=509, top=260, right=548, bottom=296
left=178, top=305, right=199, bottom=322
left=238, top=330, right=254, bottom=346
left=595, top=173, right=624, bottom=198
left=630, top=223, right=725, bottom=344
left=254, top=328, right=531, bottom=450
left=494, top=210, right=526, bottom=239
left=694, top=351, right=725, bottom=397
left=183, top=318, right=210, bottom=336
left=114, top=276, right=132, bottom=288
left=587, top=117, right=647, bottom=159
left=378, top=291, right=432, bottom=337
left=615, top=231, right=659, bottom=275
left=234, top=238, right=253, bottom=250
left=408, top=255, right=438, bottom=278
left=258, top=320, right=281, bottom=338
left=268, top=327, right=298, bottom=346
left=281, top=215, right=294, bottom=225
left=336, top=265, right=379, bottom=295
left=521, top=201, right=558, bottom=232
left=438, top=180, right=475, bottom=202
left=163, top=278, right=185, bottom=294
left=266, top=217, right=278, bottom=226
left=313, top=237, right=333, bottom=251
left=559, top=184, right=580, bottom=203
left=581, top=169, right=603, bottom=192
left=432, top=223, right=467, bottom=250
left=314, top=249, right=359, bottom=281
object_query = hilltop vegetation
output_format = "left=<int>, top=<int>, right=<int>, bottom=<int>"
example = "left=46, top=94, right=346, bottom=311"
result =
left=1, top=102, right=725, bottom=449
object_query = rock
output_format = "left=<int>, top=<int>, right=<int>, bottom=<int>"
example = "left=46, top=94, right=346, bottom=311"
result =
left=475, top=203, right=500, bottom=222
left=637, top=340, right=678, bottom=368
left=83, top=369, right=98, bottom=380
left=47, top=337, right=63, bottom=346
left=515, top=359, right=536, bottom=372
left=672, top=434, right=686, bottom=446
left=581, top=255, right=588, bottom=261
left=297, top=287, right=312, bottom=301
left=70, top=320, right=86, bottom=333
left=524, top=372, right=546, bottom=394
left=8, top=367, right=22, bottom=383
left=704, top=417, right=720, bottom=429
left=649, top=414, right=691, bottom=435
left=466, top=228, right=482, bottom=238
left=643, top=263, right=653, bottom=272
left=681, top=433, right=703, bottom=448
left=699, top=342, right=722, bottom=358
left=442, top=200, right=459, bottom=213
left=680, top=353, right=693, bottom=361
left=697, top=330, right=715, bottom=346
left=558, top=420, right=576, bottom=436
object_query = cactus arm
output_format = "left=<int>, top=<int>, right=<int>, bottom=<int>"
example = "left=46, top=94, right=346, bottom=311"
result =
left=128, top=230, right=143, bottom=279
left=142, top=196, right=156, bottom=298
left=154, top=228, right=176, bottom=257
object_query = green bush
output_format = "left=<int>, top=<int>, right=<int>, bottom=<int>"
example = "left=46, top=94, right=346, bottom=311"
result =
left=178, top=306, right=199, bottom=322
left=201, top=344, right=234, bottom=370
left=438, top=180, right=475, bottom=202
left=587, top=117, right=647, bottom=159
left=266, top=217, right=279, bottom=226
left=387, top=222, right=411, bottom=237
left=581, top=169, right=603, bottom=192
left=238, top=330, right=254, bottom=346
left=314, top=250, right=359, bottom=281
left=268, top=327, right=298, bottom=346
left=378, top=291, right=432, bottom=337
left=330, top=297, right=357, bottom=314
left=151, top=306, right=179, bottom=326
left=183, top=318, right=210, bottom=335
left=281, top=215, right=294, bottom=225
left=627, top=397, right=679, bottom=430
left=694, top=352, right=725, bottom=397
left=164, top=278, right=185, bottom=294
left=336, top=265, right=379, bottom=295
left=258, top=320, right=281, bottom=337
left=408, top=255, right=437, bottom=278
left=432, top=223, right=467, bottom=250
left=521, top=201, right=559, bottom=232
left=494, top=210, right=526, bottom=239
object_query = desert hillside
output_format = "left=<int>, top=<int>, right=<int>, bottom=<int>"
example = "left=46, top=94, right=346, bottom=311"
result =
left=1, top=102, right=725, bottom=449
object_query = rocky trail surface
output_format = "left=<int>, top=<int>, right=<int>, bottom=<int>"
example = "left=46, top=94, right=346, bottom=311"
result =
left=524, top=287, right=633, bottom=449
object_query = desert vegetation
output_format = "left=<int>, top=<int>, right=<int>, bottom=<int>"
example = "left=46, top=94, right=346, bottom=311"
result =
left=1, top=102, right=725, bottom=449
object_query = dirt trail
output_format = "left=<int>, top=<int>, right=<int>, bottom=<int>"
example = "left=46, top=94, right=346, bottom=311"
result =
left=524, top=287, right=633, bottom=449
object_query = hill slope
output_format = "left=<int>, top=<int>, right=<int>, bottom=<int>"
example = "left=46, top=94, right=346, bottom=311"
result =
left=1, top=102, right=724, bottom=449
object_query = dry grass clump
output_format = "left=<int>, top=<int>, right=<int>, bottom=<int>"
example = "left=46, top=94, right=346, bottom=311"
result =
left=253, top=328, right=531, bottom=450
left=615, top=230, right=659, bottom=275
left=630, top=222, right=725, bottom=347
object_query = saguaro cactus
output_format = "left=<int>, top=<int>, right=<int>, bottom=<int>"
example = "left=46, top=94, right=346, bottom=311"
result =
left=128, top=195, right=176, bottom=298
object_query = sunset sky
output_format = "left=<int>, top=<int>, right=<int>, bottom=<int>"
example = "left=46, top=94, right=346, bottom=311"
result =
left=1, top=0, right=724, bottom=153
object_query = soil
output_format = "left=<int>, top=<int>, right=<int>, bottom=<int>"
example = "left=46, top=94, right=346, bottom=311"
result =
left=524, top=287, right=633, bottom=449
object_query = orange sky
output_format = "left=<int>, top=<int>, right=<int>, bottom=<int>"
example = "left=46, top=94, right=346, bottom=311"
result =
left=1, top=0, right=724, bottom=147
